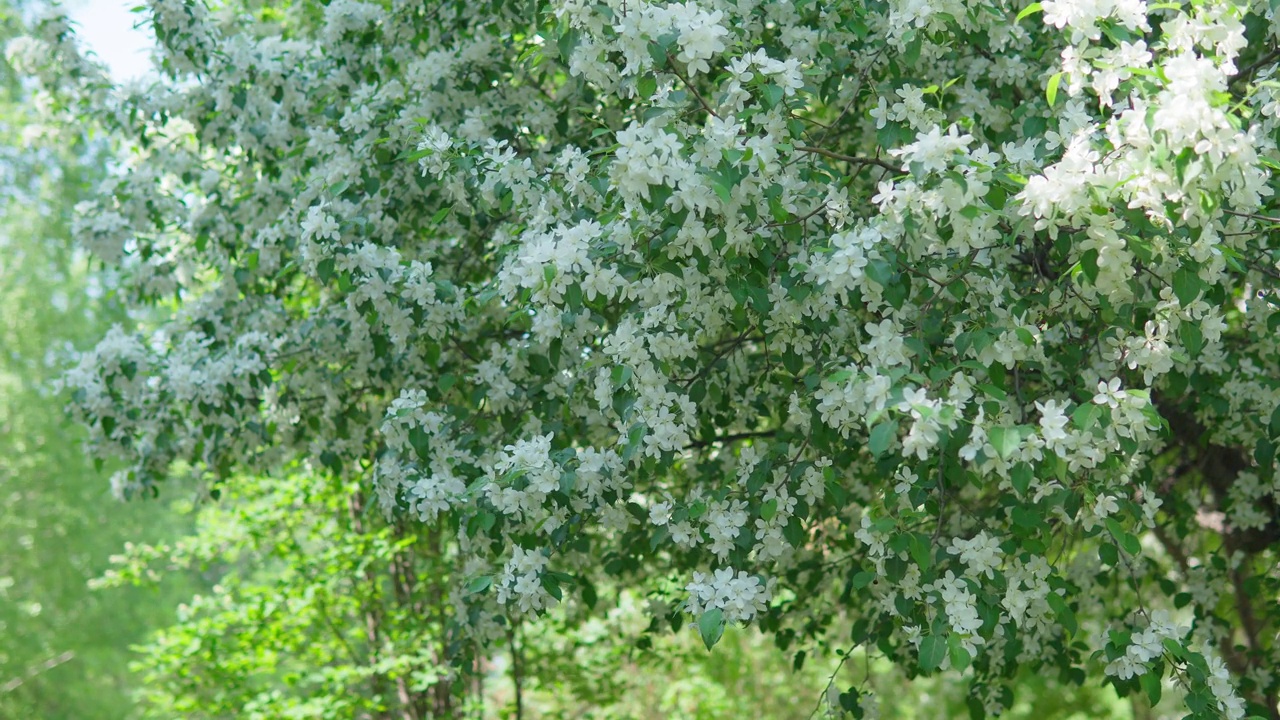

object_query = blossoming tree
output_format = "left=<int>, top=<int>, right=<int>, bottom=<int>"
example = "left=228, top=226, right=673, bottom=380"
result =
left=14, top=0, right=1280, bottom=715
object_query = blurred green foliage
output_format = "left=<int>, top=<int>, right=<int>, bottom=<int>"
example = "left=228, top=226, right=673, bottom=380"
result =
left=505, top=597, right=1137, bottom=720
left=102, top=470, right=466, bottom=720
left=0, top=3, right=197, bottom=717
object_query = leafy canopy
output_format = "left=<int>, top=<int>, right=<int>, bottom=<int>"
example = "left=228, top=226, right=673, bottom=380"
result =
left=14, top=0, right=1280, bottom=716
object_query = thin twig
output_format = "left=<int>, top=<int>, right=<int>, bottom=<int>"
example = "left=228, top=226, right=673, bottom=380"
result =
left=807, top=649, right=853, bottom=720
left=0, top=651, right=75, bottom=694
left=666, top=53, right=720, bottom=119
left=1232, top=48, right=1280, bottom=88
left=795, top=145, right=902, bottom=173
left=680, top=328, right=755, bottom=390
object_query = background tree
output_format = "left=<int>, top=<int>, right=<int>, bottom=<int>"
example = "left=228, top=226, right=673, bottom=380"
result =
left=0, top=3, right=196, bottom=717
left=101, top=470, right=464, bottom=720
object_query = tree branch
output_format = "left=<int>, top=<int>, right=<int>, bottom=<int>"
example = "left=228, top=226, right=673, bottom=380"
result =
left=795, top=146, right=901, bottom=173
left=0, top=651, right=75, bottom=694
left=666, top=53, right=720, bottom=120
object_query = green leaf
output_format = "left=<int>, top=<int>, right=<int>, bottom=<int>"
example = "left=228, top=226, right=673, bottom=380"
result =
left=948, top=634, right=972, bottom=672
left=1269, top=404, right=1280, bottom=439
left=1139, top=668, right=1162, bottom=706
left=1011, top=463, right=1033, bottom=496
left=919, top=635, right=947, bottom=672
left=542, top=573, right=563, bottom=601
left=1255, top=437, right=1275, bottom=468
left=977, top=382, right=1007, bottom=401
left=1099, top=542, right=1119, bottom=566
left=1162, top=637, right=1186, bottom=659
left=1012, top=506, right=1040, bottom=529
left=528, top=353, right=552, bottom=376
left=986, top=185, right=1007, bottom=210
left=1103, top=517, right=1125, bottom=539
left=649, top=525, right=669, bottom=551
left=699, top=608, right=726, bottom=650
left=782, top=349, right=804, bottom=375
left=760, top=498, right=778, bottom=521
left=987, top=426, right=1021, bottom=459
left=467, top=576, right=493, bottom=593
left=1103, top=518, right=1141, bottom=555
left=827, top=368, right=854, bottom=384
left=908, top=533, right=932, bottom=571
left=611, top=364, right=633, bottom=390
left=850, top=570, right=876, bottom=590
left=1179, top=322, right=1203, bottom=356
left=904, top=32, right=922, bottom=65
left=1072, top=404, right=1101, bottom=431
left=869, top=420, right=898, bottom=457
left=317, top=258, right=335, bottom=284
left=1046, top=593, right=1077, bottom=635
left=409, top=426, right=432, bottom=461
left=761, top=84, right=785, bottom=108
left=1173, top=268, right=1202, bottom=306
left=1046, top=72, right=1062, bottom=107
left=566, top=282, right=583, bottom=311
left=711, top=175, right=735, bottom=203
left=1079, top=249, right=1100, bottom=284
left=622, top=423, right=648, bottom=463
left=438, top=373, right=457, bottom=393
left=637, top=75, right=657, bottom=100
left=557, top=27, right=581, bottom=61
left=1015, top=2, right=1043, bottom=21
left=783, top=516, right=806, bottom=547
left=865, top=259, right=894, bottom=287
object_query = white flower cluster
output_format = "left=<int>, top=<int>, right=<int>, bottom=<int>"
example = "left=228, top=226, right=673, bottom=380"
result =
left=949, top=532, right=1003, bottom=580
left=890, top=125, right=972, bottom=175
left=381, top=389, right=439, bottom=452
left=723, top=49, right=804, bottom=112
left=1042, top=0, right=1149, bottom=44
left=704, top=499, right=748, bottom=560
left=612, top=122, right=693, bottom=201
left=613, top=1, right=728, bottom=77
left=1104, top=610, right=1187, bottom=680
left=685, top=567, right=773, bottom=623
left=1002, top=556, right=1053, bottom=628
left=500, top=220, right=604, bottom=305
left=854, top=515, right=892, bottom=567
left=807, top=224, right=881, bottom=301
left=486, top=434, right=562, bottom=521
left=1205, top=651, right=1247, bottom=720
left=416, top=125, right=453, bottom=178
left=496, top=547, right=555, bottom=614
left=925, top=571, right=983, bottom=637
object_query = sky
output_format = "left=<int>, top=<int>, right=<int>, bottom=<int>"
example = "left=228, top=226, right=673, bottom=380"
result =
left=65, top=0, right=154, bottom=81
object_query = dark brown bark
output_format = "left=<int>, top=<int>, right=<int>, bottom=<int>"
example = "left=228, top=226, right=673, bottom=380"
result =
left=1153, top=398, right=1279, bottom=718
